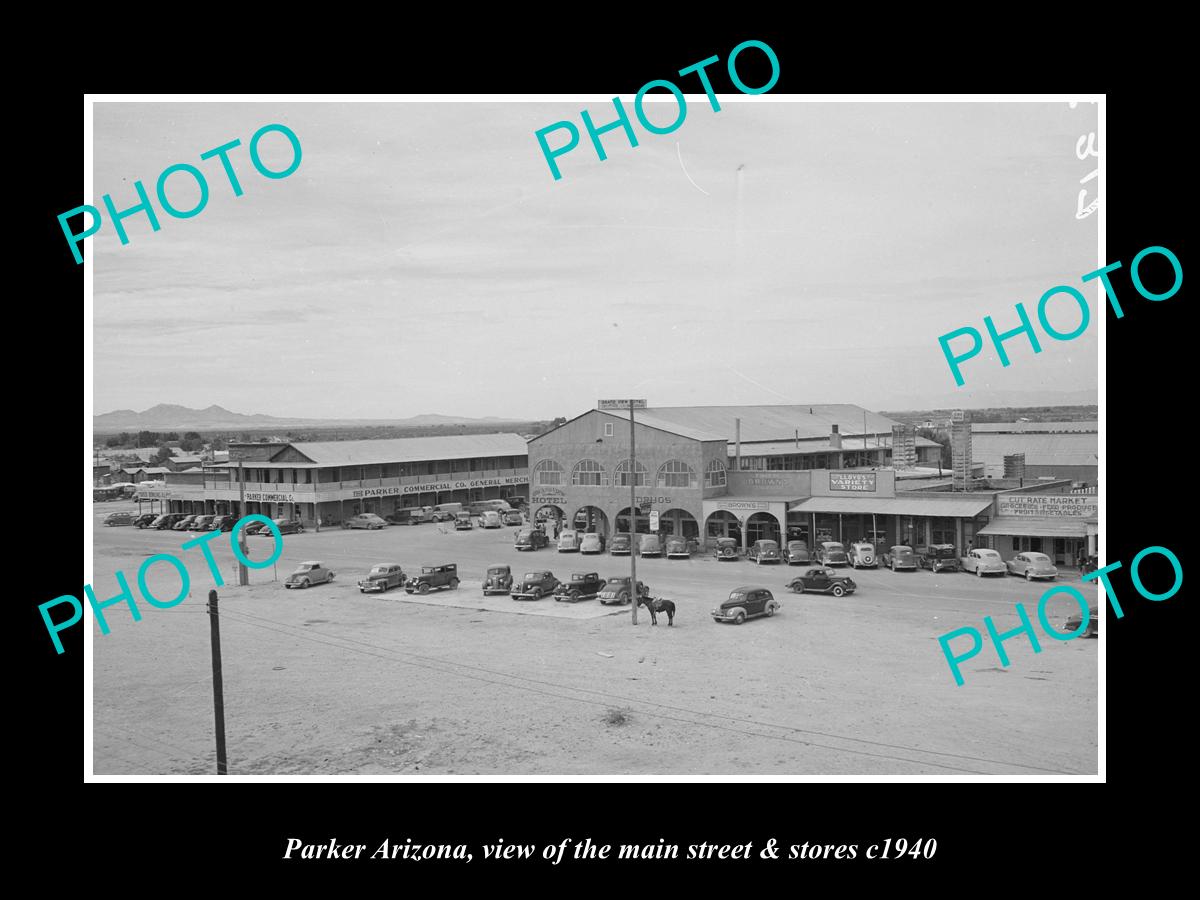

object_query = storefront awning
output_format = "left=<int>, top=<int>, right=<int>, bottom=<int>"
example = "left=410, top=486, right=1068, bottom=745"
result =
left=976, top=516, right=1089, bottom=538
left=789, top=496, right=994, bottom=518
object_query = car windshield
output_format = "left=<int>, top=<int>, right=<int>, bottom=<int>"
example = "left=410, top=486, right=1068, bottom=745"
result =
left=728, top=591, right=746, bottom=601
left=421, top=566, right=435, bottom=574
left=759, top=541, right=778, bottom=550
left=369, top=566, right=388, bottom=575
left=524, top=573, right=542, bottom=581
left=978, top=550, right=1000, bottom=559
left=517, top=530, right=531, bottom=539
left=488, top=568, right=507, bottom=575
left=297, top=564, right=314, bottom=571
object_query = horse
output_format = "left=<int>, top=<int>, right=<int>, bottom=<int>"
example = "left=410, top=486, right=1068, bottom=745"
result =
left=637, top=595, right=675, bottom=626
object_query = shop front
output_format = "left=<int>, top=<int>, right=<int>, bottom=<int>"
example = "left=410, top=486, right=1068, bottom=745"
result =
left=790, top=493, right=995, bottom=555
left=975, top=492, right=1098, bottom=567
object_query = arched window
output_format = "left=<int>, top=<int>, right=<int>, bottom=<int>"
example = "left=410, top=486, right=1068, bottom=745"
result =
left=533, top=459, right=564, bottom=486
left=705, top=458, right=727, bottom=487
left=571, top=459, right=607, bottom=486
left=614, top=459, right=647, bottom=487
left=657, top=459, right=696, bottom=489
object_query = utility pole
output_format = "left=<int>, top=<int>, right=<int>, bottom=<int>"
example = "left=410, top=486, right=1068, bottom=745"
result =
left=629, top=399, right=638, bottom=626
left=207, top=590, right=228, bottom=775
left=237, top=459, right=249, bottom=586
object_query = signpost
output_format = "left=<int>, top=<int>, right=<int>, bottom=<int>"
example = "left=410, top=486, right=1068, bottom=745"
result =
left=649, top=510, right=660, bottom=532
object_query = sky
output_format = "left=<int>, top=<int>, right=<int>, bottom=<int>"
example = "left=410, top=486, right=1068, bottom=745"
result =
left=92, top=99, right=1099, bottom=419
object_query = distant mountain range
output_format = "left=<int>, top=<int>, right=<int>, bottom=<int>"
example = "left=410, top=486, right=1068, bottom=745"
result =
left=93, top=404, right=532, bottom=432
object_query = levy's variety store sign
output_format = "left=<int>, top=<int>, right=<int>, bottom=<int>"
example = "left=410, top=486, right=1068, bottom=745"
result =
left=997, top=494, right=1098, bottom=518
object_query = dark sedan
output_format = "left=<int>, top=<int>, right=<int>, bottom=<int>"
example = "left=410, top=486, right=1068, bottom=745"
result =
left=786, top=567, right=857, bottom=597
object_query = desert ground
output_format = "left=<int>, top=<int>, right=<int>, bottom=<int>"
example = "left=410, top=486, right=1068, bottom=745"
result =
left=90, top=501, right=1099, bottom=775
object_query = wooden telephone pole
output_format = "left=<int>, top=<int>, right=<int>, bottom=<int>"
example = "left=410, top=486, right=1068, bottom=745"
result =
left=629, top=400, right=638, bottom=626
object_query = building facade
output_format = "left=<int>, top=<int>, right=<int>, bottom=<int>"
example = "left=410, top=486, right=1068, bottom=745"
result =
left=158, top=434, right=529, bottom=526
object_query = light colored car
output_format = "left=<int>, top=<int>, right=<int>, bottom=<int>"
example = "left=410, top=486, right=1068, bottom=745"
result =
left=784, top=541, right=811, bottom=565
left=747, top=539, right=781, bottom=564
left=557, top=529, right=580, bottom=552
left=579, top=533, right=604, bottom=554
left=479, top=511, right=502, bottom=528
left=346, top=513, right=387, bottom=530
left=847, top=542, right=877, bottom=569
left=1006, top=551, right=1058, bottom=581
left=961, top=548, right=1006, bottom=577
left=639, top=534, right=663, bottom=557
left=664, top=536, right=691, bottom=559
left=881, top=545, right=917, bottom=571
left=284, top=561, right=335, bottom=589
left=817, top=541, right=849, bottom=567
left=358, top=564, right=406, bottom=593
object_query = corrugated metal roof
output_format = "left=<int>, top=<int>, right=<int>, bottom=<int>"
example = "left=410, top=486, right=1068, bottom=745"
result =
left=972, top=433, right=1098, bottom=471
left=977, top=516, right=1089, bottom=537
left=790, top=495, right=995, bottom=518
left=735, top=435, right=940, bottom=456
left=283, top=433, right=529, bottom=467
left=643, top=405, right=902, bottom=443
left=972, top=421, right=1097, bottom=434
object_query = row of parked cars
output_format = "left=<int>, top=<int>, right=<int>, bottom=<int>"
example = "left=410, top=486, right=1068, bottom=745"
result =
left=103, top=511, right=308, bottom=535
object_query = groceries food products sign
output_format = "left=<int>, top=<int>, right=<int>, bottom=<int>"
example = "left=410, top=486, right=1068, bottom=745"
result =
left=997, top=494, right=1098, bottom=518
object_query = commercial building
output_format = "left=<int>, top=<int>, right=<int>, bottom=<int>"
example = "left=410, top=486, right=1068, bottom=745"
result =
left=971, top=420, right=1098, bottom=483
left=974, top=485, right=1099, bottom=566
left=527, top=403, right=988, bottom=552
left=156, top=434, right=529, bottom=526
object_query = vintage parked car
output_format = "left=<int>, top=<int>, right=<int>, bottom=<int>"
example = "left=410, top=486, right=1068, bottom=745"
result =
left=191, top=515, right=216, bottom=531
left=961, top=548, right=1007, bottom=577
left=557, top=529, right=581, bottom=552
left=404, top=564, right=460, bottom=594
left=284, top=561, right=335, bottom=589
left=242, top=519, right=270, bottom=535
left=346, top=513, right=388, bottom=530
left=151, top=513, right=184, bottom=530
left=358, top=564, right=406, bottom=593
left=482, top=564, right=514, bottom=596
left=747, top=539, right=782, bottom=565
left=479, top=510, right=503, bottom=529
left=209, top=515, right=236, bottom=532
left=1006, top=551, right=1059, bottom=581
left=784, top=541, right=812, bottom=565
left=665, top=536, right=691, bottom=559
left=598, top=576, right=649, bottom=606
left=579, top=533, right=605, bottom=554
left=103, top=512, right=136, bottom=526
left=512, top=570, right=560, bottom=600
left=609, top=533, right=633, bottom=556
left=847, top=542, right=878, bottom=569
left=272, top=517, right=305, bottom=535
left=132, top=513, right=158, bottom=528
left=713, top=537, right=741, bottom=561
left=816, top=541, right=849, bottom=567
left=454, top=512, right=474, bottom=531
left=514, top=528, right=549, bottom=551
left=786, top=567, right=857, bottom=597
left=639, top=534, right=663, bottom=557
left=880, top=545, right=917, bottom=571
left=918, top=544, right=961, bottom=573
left=712, top=586, right=780, bottom=624
left=1065, top=606, right=1099, bottom=638
left=172, top=514, right=199, bottom=531
left=554, top=572, right=606, bottom=602
left=502, top=509, right=524, bottom=526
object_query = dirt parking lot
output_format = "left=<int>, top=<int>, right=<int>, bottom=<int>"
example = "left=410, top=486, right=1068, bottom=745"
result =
left=91, top=503, right=1099, bottom=775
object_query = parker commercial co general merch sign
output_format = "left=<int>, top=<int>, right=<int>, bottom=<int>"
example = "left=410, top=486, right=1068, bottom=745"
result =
left=829, top=472, right=877, bottom=492
left=997, top=494, right=1098, bottom=518
left=351, top=474, right=528, bottom=499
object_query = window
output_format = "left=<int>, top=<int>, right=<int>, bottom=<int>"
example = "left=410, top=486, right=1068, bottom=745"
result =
left=657, top=459, right=696, bottom=488
left=604, top=422, right=614, bottom=437
left=571, top=459, right=607, bottom=486
left=705, top=459, right=727, bottom=487
left=614, top=459, right=647, bottom=486
left=533, top=459, right=564, bottom=486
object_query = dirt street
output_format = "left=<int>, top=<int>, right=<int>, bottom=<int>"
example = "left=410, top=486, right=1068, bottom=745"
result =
left=91, top=504, right=1099, bottom=775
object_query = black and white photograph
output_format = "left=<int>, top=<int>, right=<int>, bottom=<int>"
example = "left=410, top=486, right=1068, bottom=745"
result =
left=83, top=94, right=1103, bottom=779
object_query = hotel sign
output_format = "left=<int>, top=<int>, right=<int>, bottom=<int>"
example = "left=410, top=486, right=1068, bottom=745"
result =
left=351, top=474, right=528, bottom=499
left=829, top=472, right=877, bottom=492
left=997, top=495, right=1098, bottom=518
left=597, top=399, right=647, bottom=410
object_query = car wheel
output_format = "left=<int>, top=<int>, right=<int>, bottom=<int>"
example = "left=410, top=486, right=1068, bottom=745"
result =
left=569, top=589, right=580, bottom=602
left=417, top=583, right=430, bottom=594
left=531, top=588, right=542, bottom=600
left=831, top=585, right=845, bottom=597
left=722, top=547, right=734, bottom=559
left=619, top=591, right=629, bottom=605
left=300, top=578, right=311, bottom=589
left=765, top=603, right=776, bottom=617
left=449, top=578, right=459, bottom=590
left=734, top=612, right=746, bottom=624
left=1025, top=570, right=1033, bottom=581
